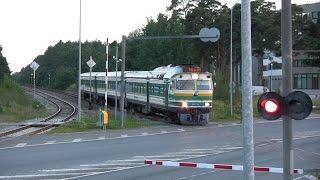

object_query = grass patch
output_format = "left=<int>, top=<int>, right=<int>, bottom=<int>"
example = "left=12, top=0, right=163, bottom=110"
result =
left=50, top=111, right=162, bottom=133
left=313, top=98, right=320, bottom=114
left=0, top=77, right=47, bottom=122
left=211, top=96, right=261, bottom=122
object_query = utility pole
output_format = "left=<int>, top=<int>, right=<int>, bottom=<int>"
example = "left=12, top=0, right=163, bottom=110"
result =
left=120, top=35, right=126, bottom=128
left=105, top=38, right=109, bottom=111
left=230, top=6, right=233, bottom=116
left=281, top=0, right=293, bottom=179
left=114, top=45, right=119, bottom=120
left=77, top=0, right=82, bottom=121
left=33, top=69, right=36, bottom=98
left=241, top=0, right=254, bottom=179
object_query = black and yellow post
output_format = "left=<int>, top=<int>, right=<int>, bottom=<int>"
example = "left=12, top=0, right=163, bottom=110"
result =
left=102, top=110, right=109, bottom=130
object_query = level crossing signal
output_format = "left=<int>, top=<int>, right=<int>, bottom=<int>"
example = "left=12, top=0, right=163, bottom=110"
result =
left=257, top=91, right=313, bottom=120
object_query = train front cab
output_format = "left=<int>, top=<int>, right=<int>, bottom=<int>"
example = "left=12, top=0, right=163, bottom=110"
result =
left=169, top=72, right=213, bottom=125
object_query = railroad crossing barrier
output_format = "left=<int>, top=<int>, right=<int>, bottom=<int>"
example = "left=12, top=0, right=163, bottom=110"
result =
left=144, top=160, right=307, bottom=174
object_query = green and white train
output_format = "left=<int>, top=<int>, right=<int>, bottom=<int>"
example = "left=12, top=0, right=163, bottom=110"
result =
left=81, top=65, right=213, bottom=125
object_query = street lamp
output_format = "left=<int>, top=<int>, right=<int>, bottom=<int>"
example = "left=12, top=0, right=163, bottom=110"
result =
left=77, top=0, right=82, bottom=121
left=229, top=2, right=238, bottom=116
left=268, top=58, right=274, bottom=92
left=113, top=50, right=122, bottom=121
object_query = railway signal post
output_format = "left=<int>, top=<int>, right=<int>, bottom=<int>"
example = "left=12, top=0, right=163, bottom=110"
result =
left=30, top=61, right=39, bottom=98
left=86, top=56, right=96, bottom=110
left=282, top=0, right=293, bottom=179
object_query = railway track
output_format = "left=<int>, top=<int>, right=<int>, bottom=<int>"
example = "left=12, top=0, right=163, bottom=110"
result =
left=0, top=88, right=77, bottom=138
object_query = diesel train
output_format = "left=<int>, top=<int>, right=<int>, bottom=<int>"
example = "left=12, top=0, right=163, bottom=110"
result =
left=81, top=65, right=213, bottom=125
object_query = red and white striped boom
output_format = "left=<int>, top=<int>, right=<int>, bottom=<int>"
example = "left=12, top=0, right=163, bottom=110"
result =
left=144, top=160, right=303, bottom=174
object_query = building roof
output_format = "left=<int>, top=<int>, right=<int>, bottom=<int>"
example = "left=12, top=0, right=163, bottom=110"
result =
left=300, top=2, right=320, bottom=13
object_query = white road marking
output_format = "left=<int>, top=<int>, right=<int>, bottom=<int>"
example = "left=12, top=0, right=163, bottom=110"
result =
left=141, top=132, right=149, bottom=136
left=175, top=170, right=218, bottom=180
left=295, top=147, right=320, bottom=156
left=231, top=123, right=238, bottom=126
left=45, top=141, right=56, bottom=145
left=39, top=168, right=108, bottom=172
left=63, top=165, right=146, bottom=180
left=80, top=162, right=142, bottom=167
left=184, top=148, right=212, bottom=151
left=161, top=131, right=168, bottom=133
left=218, top=124, right=223, bottom=127
left=98, top=137, right=105, bottom=140
left=294, top=175, right=318, bottom=180
left=0, top=129, right=244, bottom=150
left=65, top=147, right=237, bottom=180
left=72, top=139, right=82, bottom=143
left=15, top=143, right=27, bottom=147
left=120, top=134, right=128, bottom=138
left=0, top=172, right=87, bottom=179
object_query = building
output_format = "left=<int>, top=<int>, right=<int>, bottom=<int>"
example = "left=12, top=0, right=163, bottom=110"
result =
left=262, top=50, right=320, bottom=98
left=300, top=2, right=320, bottom=24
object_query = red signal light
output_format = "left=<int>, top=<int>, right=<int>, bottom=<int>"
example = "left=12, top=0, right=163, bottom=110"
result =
left=261, top=100, right=279, bottom=113
left=257, top=92, right=283, bottom=120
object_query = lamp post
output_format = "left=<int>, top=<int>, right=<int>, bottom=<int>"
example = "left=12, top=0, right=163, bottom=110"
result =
left=113, top=44, right=121, bottom=120
left=113, top=54, right=122, bottom=121
left=230, top=4, right=234, bottom=116
left=77, top=0, right=82, bottom=121
left=229, top=1, right=240, bottom=116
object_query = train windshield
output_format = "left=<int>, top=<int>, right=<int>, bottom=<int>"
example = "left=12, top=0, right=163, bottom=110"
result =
left=176, top=80, right=195, bottom=90
left=196, top=80, right=212, bottom=90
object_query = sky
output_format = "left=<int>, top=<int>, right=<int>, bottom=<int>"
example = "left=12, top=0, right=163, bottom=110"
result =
left=0, top=0, right=318, bottom=73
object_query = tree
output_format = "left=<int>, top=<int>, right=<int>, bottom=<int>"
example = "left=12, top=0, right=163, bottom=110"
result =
left=250, top=0, right=280, bottom=85
left=0, top=45, right=11, bottom=81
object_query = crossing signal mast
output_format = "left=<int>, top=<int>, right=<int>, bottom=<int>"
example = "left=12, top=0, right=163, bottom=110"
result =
left=257, top=91, right=313, bottom=120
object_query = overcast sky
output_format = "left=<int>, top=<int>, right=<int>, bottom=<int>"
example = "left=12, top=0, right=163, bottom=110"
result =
left=0, top=0, right=317, bottom=73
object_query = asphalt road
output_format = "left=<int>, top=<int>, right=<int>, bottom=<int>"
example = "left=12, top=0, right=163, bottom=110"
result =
left=0, top=116, right=319, bottom=180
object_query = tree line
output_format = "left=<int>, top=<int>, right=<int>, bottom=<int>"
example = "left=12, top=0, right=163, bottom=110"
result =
left=0, top=45, right=11, bottom=81
left=14, top=0, right=320, bottom=90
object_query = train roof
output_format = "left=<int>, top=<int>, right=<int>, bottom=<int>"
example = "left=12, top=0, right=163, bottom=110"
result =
left=81, top=65, right=185, bottom=79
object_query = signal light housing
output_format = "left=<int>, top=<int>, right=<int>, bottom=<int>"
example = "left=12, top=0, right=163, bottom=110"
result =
left=257, top=91, right=313, bottom=120
left=284, top=91, right=313, bottom=120
left=257, top=92, right=283, bottom=120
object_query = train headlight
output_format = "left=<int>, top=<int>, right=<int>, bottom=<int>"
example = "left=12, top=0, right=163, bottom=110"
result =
left=205, top=102, right=210, bottom=107
left=191, top=73, right=199, bottom=80
left=181, top=101, right=188, bottom=108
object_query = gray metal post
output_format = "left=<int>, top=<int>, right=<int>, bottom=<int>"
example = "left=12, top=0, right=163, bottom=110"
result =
left=270, top=63, right=273, bottom=91
left=77, top=0, right=82, bottom=121
left=230, top=6, right=233, bottom=116
left=115, top=45, right=119, bottom=120
left=105, top=39, right=109, bottom=111
left=33, top=69, right=35, bottom=98
left=120, top=35, right=126, bottom=128
left=48, top=74, right=51, bottom=88
left=89, top=66, right=92, bottom=106
left=281, top=0, right=293, bottom=179
left=241, top=0, right=254, bottom=179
